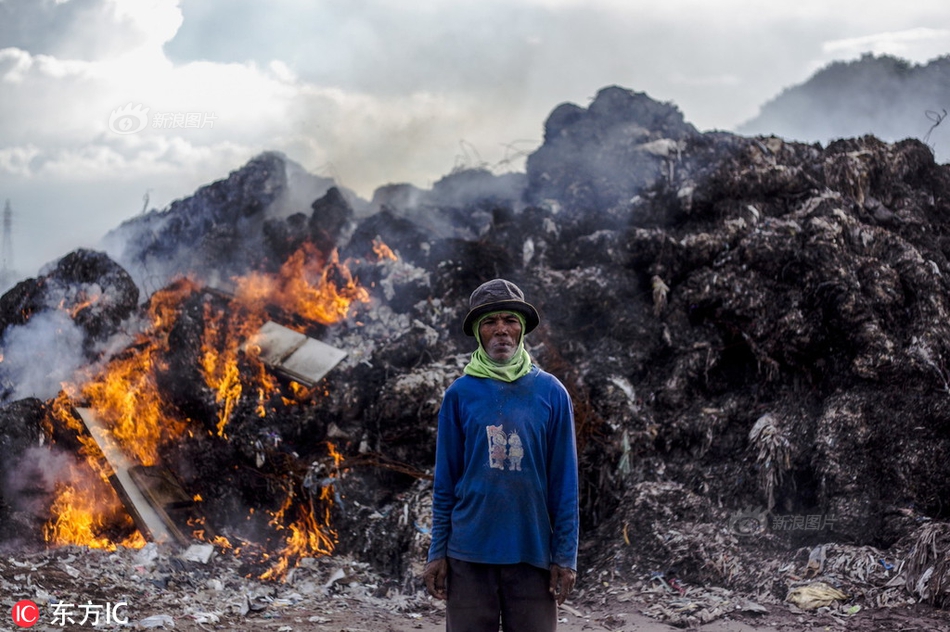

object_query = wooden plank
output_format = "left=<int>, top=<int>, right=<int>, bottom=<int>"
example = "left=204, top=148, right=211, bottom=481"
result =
left=127, top=465, right=192, bottom=544
left=75, top=408, right=182, bottom=545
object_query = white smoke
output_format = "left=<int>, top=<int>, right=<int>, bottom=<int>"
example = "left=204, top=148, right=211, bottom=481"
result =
left=0, top=310, right=88, bottom=401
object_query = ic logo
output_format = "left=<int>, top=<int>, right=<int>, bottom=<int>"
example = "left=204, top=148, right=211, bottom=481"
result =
left=12, top=599, right=39, bottom=628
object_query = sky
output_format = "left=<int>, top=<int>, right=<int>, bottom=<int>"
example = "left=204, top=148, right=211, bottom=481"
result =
left=1, top=0, right=949, bottom=280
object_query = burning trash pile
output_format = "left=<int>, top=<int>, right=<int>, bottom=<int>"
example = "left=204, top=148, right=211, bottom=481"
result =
left=2, top=85, right=950, bottom=627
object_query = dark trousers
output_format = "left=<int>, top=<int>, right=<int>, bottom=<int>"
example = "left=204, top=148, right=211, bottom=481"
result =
left=445, top=558, right=557, bottom=632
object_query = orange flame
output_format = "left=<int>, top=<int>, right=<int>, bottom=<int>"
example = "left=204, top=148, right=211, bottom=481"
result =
left=41, top=457, right=141, bottom=551
left=235, top=244, right=370, bottom=325
left=199, top=301, right=257, bottom=437
left=372, top=237, right=397, bottom=262
left=44, top=245, right=368, bottom=565
left=260, top=442, right=341, bottom=580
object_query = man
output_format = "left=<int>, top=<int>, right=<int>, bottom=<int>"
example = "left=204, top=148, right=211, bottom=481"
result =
left=423, top=278, right=579, bottom=632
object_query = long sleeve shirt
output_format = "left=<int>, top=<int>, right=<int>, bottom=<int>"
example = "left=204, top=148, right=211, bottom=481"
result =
left=427, top=365, right=579, bottom=570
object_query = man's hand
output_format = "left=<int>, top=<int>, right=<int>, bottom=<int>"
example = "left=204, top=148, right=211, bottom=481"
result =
left=423, top=558, right=448, bottom=600
left=549, top=564, right=576, bottom=605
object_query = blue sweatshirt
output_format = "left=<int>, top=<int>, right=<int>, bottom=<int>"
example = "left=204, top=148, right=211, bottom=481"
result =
left=427, top=366, right=579, bottom=570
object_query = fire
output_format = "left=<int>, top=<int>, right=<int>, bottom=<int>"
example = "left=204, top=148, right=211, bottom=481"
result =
left=260, top=443, right=341, bottom=581
left=81, top=342, right=187, bottom=466
left=42, top=244, right=368, bottom=569
left=44, top=482, right=118, bottom=550
left=235, top=243, right=370, bottom=325
left=41, top=458, right=141, bottom=551
left=199, top=301, right=258, bottom=437
left=372, top=237, right=397, bottom=261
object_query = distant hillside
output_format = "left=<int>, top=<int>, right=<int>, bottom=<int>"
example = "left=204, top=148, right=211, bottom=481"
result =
left=739, top=53, right=950, bottom=163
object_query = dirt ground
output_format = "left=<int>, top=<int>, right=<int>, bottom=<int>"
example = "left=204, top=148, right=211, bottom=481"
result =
left=109, top=589, right=950, bottom=632
left=138, top=598, right=950, bottom=632
left=7, top=545, right=950, bottom=632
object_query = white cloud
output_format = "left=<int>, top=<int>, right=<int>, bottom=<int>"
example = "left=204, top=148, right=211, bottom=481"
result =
left=2, top=0, right=950, bottom=278
left=823, top=27, right=950, bottom=60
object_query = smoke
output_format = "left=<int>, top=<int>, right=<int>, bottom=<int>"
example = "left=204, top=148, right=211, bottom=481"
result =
left=0, top=310, right=87, bottom=401
left=3, top=446, right=77, bottom=517
left=2, top=445, right=127, bottom=548
left=738, top=54, right=950, bottom=163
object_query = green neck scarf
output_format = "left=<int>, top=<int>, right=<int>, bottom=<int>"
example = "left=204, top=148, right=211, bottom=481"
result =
left=464, top=312, right=533, bottom=382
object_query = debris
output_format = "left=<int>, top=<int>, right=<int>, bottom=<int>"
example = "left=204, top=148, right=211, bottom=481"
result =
left=651, top=275, right=669, bottom=316
left=2, top=86, right=950, bottom=629
left=76, top=407, right=187, bottom=545
left=180, top=543, right=215, bottom=564
left=249, top=320, right=347, bottom=387
left=786, top=582, right=849, bottom=610
left=137, top=614, right=175, bottom=629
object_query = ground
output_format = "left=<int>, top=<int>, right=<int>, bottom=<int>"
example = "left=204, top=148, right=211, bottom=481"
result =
left=6, top=546, right=950, bottom=631
left=124, top=594, right=950, bottom=632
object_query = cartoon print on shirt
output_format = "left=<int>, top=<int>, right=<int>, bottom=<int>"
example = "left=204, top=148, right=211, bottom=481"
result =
left=486, top=425, right=526, bottom=471
left=507, top=431, right=524, bottom=471
left=487, top=424, right=508, bottom=469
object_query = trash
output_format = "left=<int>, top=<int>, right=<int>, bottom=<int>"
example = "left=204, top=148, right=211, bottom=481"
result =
left=786, top=582, right=849, bottom=610
left=137, top=614, right=175, bottom=629
left=134, top=543, right=161, bottom=567
left=805, top=544, right=826, bottom=577
left=324, top=567, right=351, bottom=588
left=250, top=320, right=348, bottom=387
left=3, top=86, right=950, bottom=631
left=736, top=599, right=768, bottom=614
left=187, top=611, right=220, bottom=624
left=75, top=408, right=189, bottom=545
left=180, top=543, right=215, bottom=564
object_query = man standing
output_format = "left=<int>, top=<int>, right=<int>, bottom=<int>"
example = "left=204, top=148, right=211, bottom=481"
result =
left=423, top=279, right=579, bottom=632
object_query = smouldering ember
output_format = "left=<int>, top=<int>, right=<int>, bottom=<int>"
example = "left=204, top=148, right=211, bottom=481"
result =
left=42, top=241, right=377, bottom=578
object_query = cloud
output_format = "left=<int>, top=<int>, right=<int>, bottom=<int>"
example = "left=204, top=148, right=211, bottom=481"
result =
left=2, top=0, right=950, bottom=279
left=823, top=27, right=950, bottom=59
left=0, top=0, right=181, bottom=60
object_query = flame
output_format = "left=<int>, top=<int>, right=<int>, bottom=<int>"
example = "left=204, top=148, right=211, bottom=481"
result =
left=43, top=245, right=368, bottom=567
left=44, top=281, right=201, bottom=549
left=204, top=243, right=369, bottom=436
left=372, top=237, right=397, bottom=261
left=199, top=301, right=255, bottom=437
left=44, top=482, right=118, bottom=550
left=260, top=443, right=341, bottom=580
left=42, top=458, right=140, bottom=551
left=235, top=243, right=370, bottom=325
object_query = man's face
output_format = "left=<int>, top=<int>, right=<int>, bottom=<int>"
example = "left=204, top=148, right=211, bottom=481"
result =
left=478, top=311, right=523, bottom=362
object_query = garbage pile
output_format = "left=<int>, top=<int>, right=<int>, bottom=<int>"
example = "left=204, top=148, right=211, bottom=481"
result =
left=2, top=85, right=950, bottom=626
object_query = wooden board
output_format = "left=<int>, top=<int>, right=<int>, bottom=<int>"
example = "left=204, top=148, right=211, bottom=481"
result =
left=75, top=408, right=189, bottom=545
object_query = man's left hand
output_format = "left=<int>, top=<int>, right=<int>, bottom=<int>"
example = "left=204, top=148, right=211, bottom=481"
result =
left=549, top=564, right=576, bottom=605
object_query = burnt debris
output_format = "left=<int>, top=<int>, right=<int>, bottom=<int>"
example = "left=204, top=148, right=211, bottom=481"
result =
left=2, top=84, right=950, bottom=621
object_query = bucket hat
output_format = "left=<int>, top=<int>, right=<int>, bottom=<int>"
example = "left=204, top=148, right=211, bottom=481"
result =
left=462, top=279, right=540, bottom=336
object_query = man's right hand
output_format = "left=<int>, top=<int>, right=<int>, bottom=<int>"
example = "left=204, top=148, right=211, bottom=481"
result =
left=423, top=558, right=448, bottom=600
